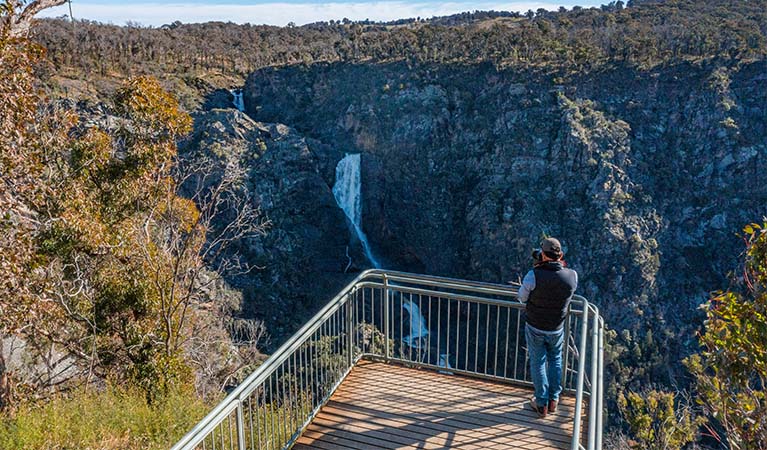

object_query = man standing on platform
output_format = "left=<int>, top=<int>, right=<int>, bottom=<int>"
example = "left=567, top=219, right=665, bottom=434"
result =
left=516, top=238, right=578, bottom=418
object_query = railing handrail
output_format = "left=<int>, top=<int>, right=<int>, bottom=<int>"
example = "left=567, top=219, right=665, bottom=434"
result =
left=172, top=269, right=604, bottom=450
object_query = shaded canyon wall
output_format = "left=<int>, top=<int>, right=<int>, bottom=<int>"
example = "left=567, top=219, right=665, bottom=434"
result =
left=234, top=60, right=767, bottom=380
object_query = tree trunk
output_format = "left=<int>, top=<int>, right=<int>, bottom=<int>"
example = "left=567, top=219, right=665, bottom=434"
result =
left=0, top=348, right=11, bottom=412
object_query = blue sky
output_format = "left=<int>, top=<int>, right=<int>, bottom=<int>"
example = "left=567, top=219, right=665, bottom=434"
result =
left=40, top=1, right=606, bottom=27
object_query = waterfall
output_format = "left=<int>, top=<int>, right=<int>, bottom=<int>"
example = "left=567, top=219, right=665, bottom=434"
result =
left=402, top=300, right=429, bottom=348
left=231, top=89, right=244, bottom=112
left=332, top=153, right=382, bottom=268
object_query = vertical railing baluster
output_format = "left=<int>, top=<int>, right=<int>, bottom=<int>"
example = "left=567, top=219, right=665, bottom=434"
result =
left=504, top=305, right=511, bottom=378
left=383, top=275, right=390, bottom=361
left=319, top=322, right=326, bottom=397
left=493, top=304, right=500, bottom=376
left=474, top=302, right=480, bottom=373
left=362, top=288, right=366, bottom=328
left=247, top=394, right=255, bottom=450
left=465, top=300, right=471, bottom=372
left=445, top=298, right=450, bottom=369
left=291, top=354, right=297, bottom=438
left=383, top=286, right=387, bottom=354
left=280, top=364, right=288, bottom=445
left=228, top=414, right=234, bottom=450
left=484, top=303, right=490, bottom=374
left=436, top=296, right=442, bottom=368
left=347, top=291, right=353, bottom=368
left=353, top=290, right=358, bottom=357
left=275, top=366, right=283, bottom=447
left=288, top=352, right=296, bottom=440
left=307, top=337, right=313, bottom=417
left=313, top=327, right=319, bottom=407
left=334, top=308, right=340, bottom=378
left=515, top=308, right=521, bottom=380
left=399, top=292, right=404, bottom=361
left=426, top=295, right=431, bottom=365
left=455, top=301, right=460, bottom=370
left=255, top=387, right=262, bottom=450
left=327, top=316, right=333, bottom=391
left=405, top=293, right=410, bottom=362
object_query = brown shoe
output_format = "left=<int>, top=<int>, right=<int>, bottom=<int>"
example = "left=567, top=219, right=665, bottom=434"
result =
left=548, top=399, right=558, bottom=413
left=530, top=397, right=548, bottom=418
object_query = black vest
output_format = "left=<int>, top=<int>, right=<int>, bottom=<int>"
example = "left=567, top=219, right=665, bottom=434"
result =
left=526, top=262, right=578, bottom=331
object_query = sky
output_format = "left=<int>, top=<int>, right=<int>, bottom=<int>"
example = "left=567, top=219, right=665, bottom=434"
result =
left=39, top=0, right=606, bottom=27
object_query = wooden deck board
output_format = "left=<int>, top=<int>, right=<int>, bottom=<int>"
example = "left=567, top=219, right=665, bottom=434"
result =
left=295, top=360, right=588, bottom=450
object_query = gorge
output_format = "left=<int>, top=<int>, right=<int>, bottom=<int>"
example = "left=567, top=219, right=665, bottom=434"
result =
left=188, top=58, right=767, bottom=397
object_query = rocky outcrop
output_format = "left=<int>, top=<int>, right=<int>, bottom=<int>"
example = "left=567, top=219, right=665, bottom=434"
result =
left=239, top=59, right=767, bottom=379
left=181, top=109, right=361, bottom=343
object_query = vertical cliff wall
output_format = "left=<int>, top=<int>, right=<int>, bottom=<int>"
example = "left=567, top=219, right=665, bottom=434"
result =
left=240, top=60, right=767, bottom=377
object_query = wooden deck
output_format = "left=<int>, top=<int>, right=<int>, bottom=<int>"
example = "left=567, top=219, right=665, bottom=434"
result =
left=294, top=360, right=586, bottom=450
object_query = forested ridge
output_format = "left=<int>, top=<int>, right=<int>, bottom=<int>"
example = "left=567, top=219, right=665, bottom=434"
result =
left=33, top=0, right=767, bottom=89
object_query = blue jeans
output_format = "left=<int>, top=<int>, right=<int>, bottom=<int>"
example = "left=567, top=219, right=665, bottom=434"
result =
left=525, top=324, right=564, bottom=405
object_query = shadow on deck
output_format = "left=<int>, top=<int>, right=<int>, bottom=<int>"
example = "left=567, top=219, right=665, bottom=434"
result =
left=294, top=360, right=587, bottom=450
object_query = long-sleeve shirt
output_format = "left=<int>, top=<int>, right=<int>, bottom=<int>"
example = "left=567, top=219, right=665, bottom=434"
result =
left=516, top=269, right=536, bottom=303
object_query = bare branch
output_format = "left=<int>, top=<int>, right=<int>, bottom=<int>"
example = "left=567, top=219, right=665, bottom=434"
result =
left=4, top=0, right=68, bottom=38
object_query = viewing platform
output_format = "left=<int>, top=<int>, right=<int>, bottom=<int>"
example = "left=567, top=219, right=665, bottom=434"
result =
left=296, top=360, right=586, bottom=450
left=172, top=270, right=604, bottom=450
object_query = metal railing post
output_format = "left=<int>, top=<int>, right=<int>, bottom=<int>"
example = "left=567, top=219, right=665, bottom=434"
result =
left=236, top=399, right=246, bottom=450
left=596, top=318, right=604, bottom=450
left=588, top=306, right=599, bottom=450
left=571, top=301, right=590, bottom=450
left=562, top=303, right=572, bottom=388
left=383, top=274, right=390, bottom=362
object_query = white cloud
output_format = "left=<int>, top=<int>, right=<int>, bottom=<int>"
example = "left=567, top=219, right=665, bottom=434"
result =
left=39, top=1, right=587, bottom=27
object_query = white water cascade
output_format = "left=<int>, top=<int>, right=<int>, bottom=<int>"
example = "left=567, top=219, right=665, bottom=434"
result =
left=332, top=153, right=382, bottom=269
left=230, top=89, right=245, bottom=112
left=402, top=300, right=429, bottom=349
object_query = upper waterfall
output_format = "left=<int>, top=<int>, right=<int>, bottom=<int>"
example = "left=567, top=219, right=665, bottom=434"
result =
left=332, top=153, right=382, bottom=269
left=231, top=89, right=245, bottom=112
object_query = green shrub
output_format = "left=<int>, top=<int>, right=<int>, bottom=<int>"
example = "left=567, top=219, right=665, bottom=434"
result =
left=618, top=389, right=702, bottom=450
left=686, top=222, right=767, bottom=449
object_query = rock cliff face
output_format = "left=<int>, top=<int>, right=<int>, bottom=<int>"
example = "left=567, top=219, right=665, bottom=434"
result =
left=232, top=59, right=767, bottom=374
left=181, top=109, right=365, bottom=341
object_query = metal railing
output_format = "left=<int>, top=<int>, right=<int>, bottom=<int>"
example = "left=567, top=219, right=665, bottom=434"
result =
left=172, top=269, right=604, bottom=450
